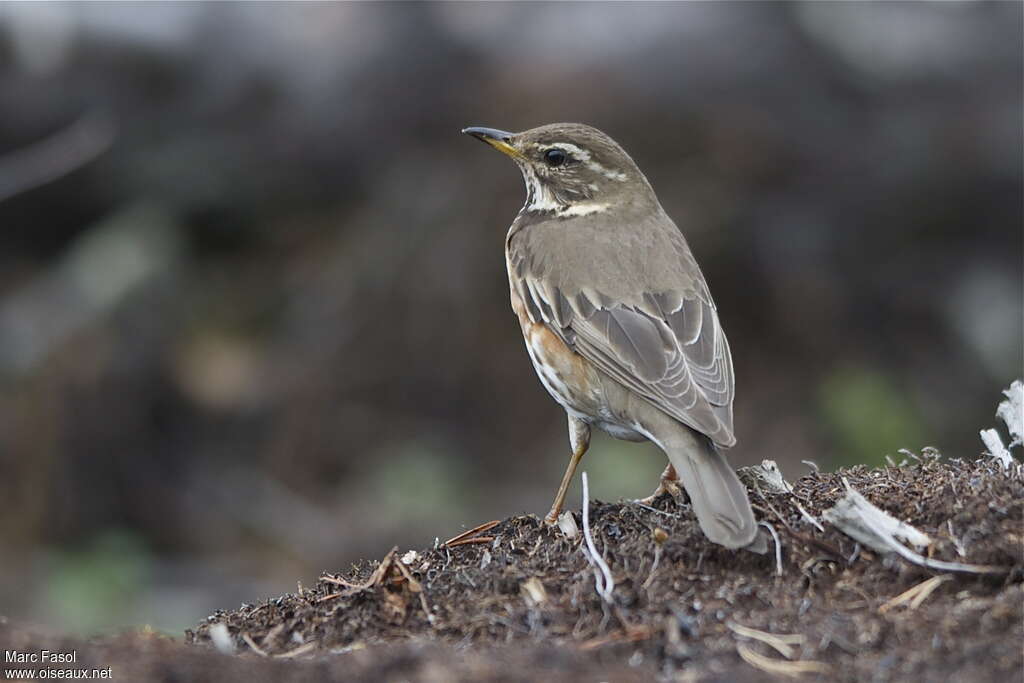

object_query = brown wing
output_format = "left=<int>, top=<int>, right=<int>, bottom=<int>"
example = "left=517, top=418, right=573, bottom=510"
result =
left=507, top=211, right=736, bottom=447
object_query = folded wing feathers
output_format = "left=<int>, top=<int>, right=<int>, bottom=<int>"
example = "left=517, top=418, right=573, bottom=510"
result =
left=519, top=270, right=735, bottom=443
left=649, top=292, right=731, bottom=405
left=599, top=307, right=668, bottom=381
left=571, top=290, right=596, bottom=318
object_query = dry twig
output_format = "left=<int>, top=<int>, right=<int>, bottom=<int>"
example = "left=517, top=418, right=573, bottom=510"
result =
left=641, top=528, right=668, bottom=590
left=728, top=622, right=805, bottom=659
left=878, top=575, right=952, bottom=613
left=631, top=501, right=680, bottom=518
left=274, top=642, right=317, bottom=659
left=793, top=500, right=825, bottom=532
left=578, top=624, right=652, bottom=650
left=445, top=536, right=495, bottom=548
left=759, top=521, right=784, bottom=576
left=320, top=547, right=397, bottom=593
left=318, top=545, right=434, bottom=624
left=391, top=548, right=433, bottom=624
left=736, top=642, right=831, bottom=678
left=443, top=520, right=501, bottom=547
left=241, top=633, right=268, bottom=657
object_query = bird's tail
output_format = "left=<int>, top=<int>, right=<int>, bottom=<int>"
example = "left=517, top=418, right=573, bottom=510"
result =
left=656, top=421, right=759, bottom=549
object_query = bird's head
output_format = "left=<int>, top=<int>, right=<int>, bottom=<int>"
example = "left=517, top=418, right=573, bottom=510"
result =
left=463, top=123, right=654, bottom=218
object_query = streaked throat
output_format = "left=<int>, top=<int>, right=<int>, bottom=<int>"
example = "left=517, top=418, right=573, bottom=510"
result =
left=519, top=167, right=609, bottom=218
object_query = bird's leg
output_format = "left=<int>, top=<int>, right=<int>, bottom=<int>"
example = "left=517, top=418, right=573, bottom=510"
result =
left=543, top=416, right=591, bottom=525
left=636, top=463, right=681, bottom=505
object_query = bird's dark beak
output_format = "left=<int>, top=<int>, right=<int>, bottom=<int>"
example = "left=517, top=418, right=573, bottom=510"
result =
left=462, top=126, right=523, bottom=160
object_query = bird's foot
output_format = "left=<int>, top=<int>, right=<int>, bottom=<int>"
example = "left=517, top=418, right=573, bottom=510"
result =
left=635, top=463, right=681, bottom=505
left=542, top=507, right=562, bottom=526
left=635, top=478, right=682, bottom=505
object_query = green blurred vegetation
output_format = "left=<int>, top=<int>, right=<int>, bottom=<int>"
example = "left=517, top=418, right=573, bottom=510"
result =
left=559, top=439, right=665, bottom=506
left=820, top=368, right=927, bottom=467
left=368, top=440, right=475, bottom=526
left=44, top=531, right=153, bottom=635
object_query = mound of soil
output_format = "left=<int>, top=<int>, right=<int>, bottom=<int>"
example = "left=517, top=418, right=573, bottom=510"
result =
left=4, top=455, right=1021, bottom=681
left=182, top=454, right=1022, bottom=681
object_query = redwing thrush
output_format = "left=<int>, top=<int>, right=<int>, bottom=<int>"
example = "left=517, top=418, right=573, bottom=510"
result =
left=463, top=123, right=759, bottom=550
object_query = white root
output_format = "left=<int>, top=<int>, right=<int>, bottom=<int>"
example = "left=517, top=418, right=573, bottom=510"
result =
left=580, top=471, right=615, bottom=603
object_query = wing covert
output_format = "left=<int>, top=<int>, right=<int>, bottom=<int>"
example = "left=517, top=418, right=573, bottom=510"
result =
left=508, top=224, right=736, bottom=446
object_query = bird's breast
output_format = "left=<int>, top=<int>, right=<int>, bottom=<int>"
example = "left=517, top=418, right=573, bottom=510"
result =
left=504, top=238, right=647, bottom=444
left=506, top=273, right=597, bottom=413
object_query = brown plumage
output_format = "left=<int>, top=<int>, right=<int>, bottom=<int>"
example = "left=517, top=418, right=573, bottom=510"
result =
left=464, top=123, right=759, bottom=550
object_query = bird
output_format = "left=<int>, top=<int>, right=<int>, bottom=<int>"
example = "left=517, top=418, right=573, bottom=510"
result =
left=462, top=123, right=760, bottom=550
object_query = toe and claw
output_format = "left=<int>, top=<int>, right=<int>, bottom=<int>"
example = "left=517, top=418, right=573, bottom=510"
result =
left=636, top=463, right=681, bottom=505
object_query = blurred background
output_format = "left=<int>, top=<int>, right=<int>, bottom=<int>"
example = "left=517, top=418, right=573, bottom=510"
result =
left=0, top=2, right=1020, bottom=636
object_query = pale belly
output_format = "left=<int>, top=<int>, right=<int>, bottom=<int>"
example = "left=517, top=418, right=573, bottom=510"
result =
left=510, top=280, right=648, bottom=444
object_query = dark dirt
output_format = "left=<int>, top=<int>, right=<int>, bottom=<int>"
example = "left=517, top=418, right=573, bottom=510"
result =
left=6, top=455, right=1022, bottom=681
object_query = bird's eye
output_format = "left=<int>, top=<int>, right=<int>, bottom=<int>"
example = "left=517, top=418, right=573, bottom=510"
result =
left=543, top=148, right=568, bottom=167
